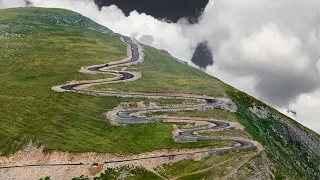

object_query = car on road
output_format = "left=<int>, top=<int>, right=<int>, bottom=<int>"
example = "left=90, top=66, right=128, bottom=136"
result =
left=206, top=99, right=216, bottom=103
left=92, top=163, right=99, bottom=167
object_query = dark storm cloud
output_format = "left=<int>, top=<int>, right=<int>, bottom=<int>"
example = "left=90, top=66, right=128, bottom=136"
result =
left=255, top=69, right=319, bottom=106
left=191, top=41, right=213, bottom=70
left=94, top=0, right=209, bottom=23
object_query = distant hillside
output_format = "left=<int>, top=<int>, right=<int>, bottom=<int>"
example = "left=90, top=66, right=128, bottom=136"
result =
left=0, top=7, right=319, bottom=179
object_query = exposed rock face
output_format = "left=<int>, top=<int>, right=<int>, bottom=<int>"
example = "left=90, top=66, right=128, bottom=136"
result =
left=269, top=115, right=320, bottom=178
left=232, top=152, right=274, bottom=180
left=191, top=41, right=214, bottom=70
left=250, top=103, right=320, bottom=157
left=233, top=93, right=320, bottom=179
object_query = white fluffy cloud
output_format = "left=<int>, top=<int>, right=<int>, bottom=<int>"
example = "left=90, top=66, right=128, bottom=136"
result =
left=0, top=0, right=25, bottom=8
left=239, top=24, right=308, bottom=71
left=1, top=0, right=320, bottom=133
left=283, top=90, right=320, bottom=133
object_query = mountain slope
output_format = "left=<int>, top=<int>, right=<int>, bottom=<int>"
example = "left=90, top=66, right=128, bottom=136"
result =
left=0, top=7, right=233, bottom=156
left=0, top=7, right=319, bottom=180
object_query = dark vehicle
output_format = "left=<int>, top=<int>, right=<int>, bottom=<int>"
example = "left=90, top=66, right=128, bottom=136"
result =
left=206, top=98, right=216, bottom=104
left=92, top=163, right=99, bottom=166
left=104, top=63, right=109, bottom=67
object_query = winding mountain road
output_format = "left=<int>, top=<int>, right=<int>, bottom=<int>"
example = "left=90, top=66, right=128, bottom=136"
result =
left=0, top=36, right=257, bottom=170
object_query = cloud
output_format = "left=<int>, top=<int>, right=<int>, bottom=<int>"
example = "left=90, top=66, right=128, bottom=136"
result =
left=138, top=35, right=154, bottom=46
left=215, top=23, right=319, bottom=106
left=1, top=0, right=25, bottom=8
left=1, top=0, right=320, bottom=133
left=283, top=90, right=320, bottom=133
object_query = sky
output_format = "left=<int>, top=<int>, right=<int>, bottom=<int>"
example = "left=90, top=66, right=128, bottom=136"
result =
left=1, top=0, right=320, bottom=133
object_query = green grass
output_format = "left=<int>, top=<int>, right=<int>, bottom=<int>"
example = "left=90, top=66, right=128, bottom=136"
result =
left=92, top=44, right=230, bottom=97
left=73, top=73, right=116, bottom=81
left=148, top=109, right=238, bottom=122
left=199, top=129, right=251, bottom=139
left=119, top=98, right=200, bottom=109
left=156, top=150, right=257, bottom=179
left=152, top=98, right=200, bottom=106
left=93, top=166, right=162, bottom=180
left=0, top=7, right=235, bottom=156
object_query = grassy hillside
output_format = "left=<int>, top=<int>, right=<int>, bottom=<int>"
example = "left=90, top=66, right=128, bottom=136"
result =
left=1, top=7, right=320, bottom=179
left=0, top=8, right=232, bottom=156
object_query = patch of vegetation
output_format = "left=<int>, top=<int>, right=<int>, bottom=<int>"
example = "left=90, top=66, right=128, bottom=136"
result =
left=109, top=66, right=128, bottom=71
left=148, top=109, right=238, bottom=122
left=119, top=98, right=200, bottom=109
left=73, top=73, right=116, bottom=81
left=199, top=129, right=250, bottom=139
left=93, top=166, right=161, bottom=180
left=232, top=152, right=272, bottom=179
left=156, top=150, right=257, bottom=179
left=39, top=177, right=51, bottom=180
left=153, top=98, right=200, bottom=106
left=72, top=166, right=161, bottom=180
left=72, top=176, right=90, bottom=180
